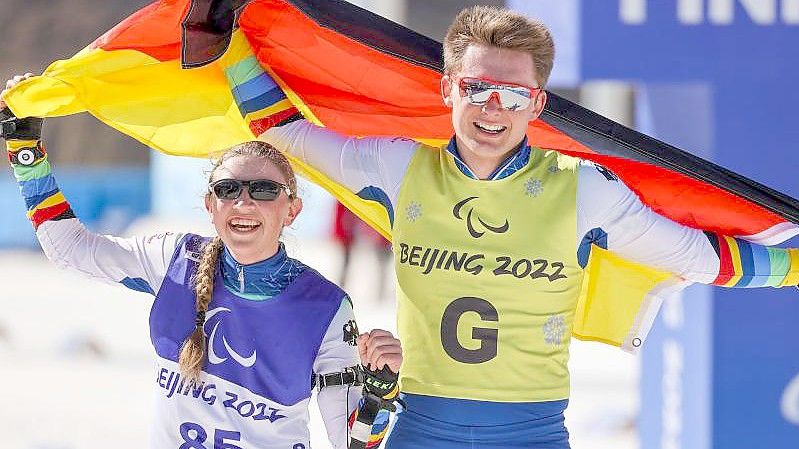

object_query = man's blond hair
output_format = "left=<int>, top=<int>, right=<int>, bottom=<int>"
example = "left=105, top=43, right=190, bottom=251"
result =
left=443, top=6, right=555, bottom=88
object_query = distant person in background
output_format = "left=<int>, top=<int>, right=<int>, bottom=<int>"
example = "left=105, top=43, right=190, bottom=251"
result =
left=1, top=74, right=402, bottom=449
left=333, top=201, right=358, bottom=285
left=333, top=201, right=393, bottom=301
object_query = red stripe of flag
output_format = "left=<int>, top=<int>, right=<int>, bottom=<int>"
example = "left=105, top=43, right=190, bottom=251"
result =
left=89, top=0, right=188, bottom=61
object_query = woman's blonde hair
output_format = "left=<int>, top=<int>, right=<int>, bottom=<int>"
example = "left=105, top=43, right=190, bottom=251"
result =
left=178, top=141, right=297, bottom=378
left=443, top=5, right=555, bottom=88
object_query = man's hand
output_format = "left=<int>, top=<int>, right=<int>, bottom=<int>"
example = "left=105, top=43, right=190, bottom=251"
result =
left=357, top=329, right=402, bottom=399
left=356, top=329, right=402, bottom=373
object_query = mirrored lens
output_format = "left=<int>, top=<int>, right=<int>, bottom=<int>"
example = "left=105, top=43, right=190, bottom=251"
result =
left=496, top=89, right=531, bottom=111
left=212, top=179, right=243, bottom=200
left=461, top=79, right=533, bottom=111
left=466, top=87, right=493, bottom=104
left=461, top=79, right=493, bottom=101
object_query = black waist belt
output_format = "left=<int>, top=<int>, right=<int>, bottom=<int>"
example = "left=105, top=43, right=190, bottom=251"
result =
left=312, top=365, right=363, bottom=391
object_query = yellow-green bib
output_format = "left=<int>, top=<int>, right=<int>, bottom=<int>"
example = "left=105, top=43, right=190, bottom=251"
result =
left=393, top=145, right=583, bottom=402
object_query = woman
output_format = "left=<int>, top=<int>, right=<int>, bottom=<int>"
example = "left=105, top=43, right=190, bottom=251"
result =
left=1, top=73, right=401, bottom=449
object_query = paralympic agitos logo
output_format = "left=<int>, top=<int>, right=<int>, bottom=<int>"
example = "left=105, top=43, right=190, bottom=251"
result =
left=453, top=196, right=509, bottom=238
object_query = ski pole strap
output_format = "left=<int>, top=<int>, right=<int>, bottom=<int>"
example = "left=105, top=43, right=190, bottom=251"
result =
left=348, top=364, right=402, bottom=449
left=348, top=392, right=406, bottom=449
left=348, top=392, right=383, bottom=449
left=312, top=366, right=363, bottom=391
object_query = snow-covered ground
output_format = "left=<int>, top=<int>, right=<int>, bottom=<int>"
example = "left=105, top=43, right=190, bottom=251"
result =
left=0, top=234, right=638, bottom=449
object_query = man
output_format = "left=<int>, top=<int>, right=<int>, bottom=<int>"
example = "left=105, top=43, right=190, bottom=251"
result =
left=259, top=5, right=798, bottom=448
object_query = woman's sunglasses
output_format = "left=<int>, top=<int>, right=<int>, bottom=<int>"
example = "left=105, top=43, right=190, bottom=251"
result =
left=209, top=178, right=292, bottom=201
left=458, top=77, right=542, bottom=111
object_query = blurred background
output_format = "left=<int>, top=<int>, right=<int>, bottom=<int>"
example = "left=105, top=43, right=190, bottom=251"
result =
left=1, top=1, right=797, bottom=448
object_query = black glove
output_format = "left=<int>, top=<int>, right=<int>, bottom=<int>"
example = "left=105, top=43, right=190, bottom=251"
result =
left=1, top=107, right=43, bottom=141
left=361, top=363, right=399, bottom=399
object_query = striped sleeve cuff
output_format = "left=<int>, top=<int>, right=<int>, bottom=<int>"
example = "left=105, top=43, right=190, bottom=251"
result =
left=705, top=232, right=799, bottom=288
left=222, top=39, right=301, bottom=136
left=7, top=139, right=75, bottom=229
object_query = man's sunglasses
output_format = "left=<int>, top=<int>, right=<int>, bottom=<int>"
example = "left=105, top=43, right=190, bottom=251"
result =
left=209, top=178, right=292, bottom=201
left=458, top=77, right=542, bottom=111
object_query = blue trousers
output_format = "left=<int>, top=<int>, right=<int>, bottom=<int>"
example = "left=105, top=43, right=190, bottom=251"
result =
left=384, top=394, right=571, bottom=449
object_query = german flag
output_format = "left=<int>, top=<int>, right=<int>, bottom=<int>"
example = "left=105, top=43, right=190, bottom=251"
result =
left=4, top=0, right=798, bottom=351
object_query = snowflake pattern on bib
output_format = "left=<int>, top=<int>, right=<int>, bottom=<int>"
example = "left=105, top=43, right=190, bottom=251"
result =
left=543, top=314, right=566, bottom=346
left=406, top=201, right=422, bottom=222
left=525, top=177, right=544, bottom=197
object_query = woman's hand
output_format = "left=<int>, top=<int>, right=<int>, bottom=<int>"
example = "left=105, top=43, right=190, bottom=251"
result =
left=356, top=328, right=402, bottom=373
left=0, top=73, right=34, bottom=110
